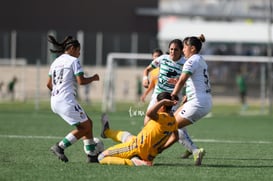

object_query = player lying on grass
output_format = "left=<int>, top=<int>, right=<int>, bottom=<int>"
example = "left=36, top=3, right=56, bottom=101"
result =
left=98, top=92, right=178, bottom=166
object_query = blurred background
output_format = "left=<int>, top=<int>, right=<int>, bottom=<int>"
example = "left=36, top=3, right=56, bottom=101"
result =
left=0, top=0, right=272, bottom=113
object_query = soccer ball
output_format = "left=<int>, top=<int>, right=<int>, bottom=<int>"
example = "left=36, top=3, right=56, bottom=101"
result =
left=94, top=137, right=104, bottom=154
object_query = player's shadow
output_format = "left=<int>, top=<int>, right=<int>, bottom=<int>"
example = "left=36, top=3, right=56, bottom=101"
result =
left=155, top=163, right=273, bottom=168
left=155, top=157, right=273, bottom=168
left=206, top=157, right=273, bottom=161
left=204, top=157, right=273, bottom=168
left=205, top=157, right=273, bottom=161
left=203, top=164, right=273, bottom=168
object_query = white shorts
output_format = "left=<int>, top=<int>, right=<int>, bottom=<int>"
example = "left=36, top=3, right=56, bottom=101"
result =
left=177, top=95, right=212, bottom=123
left=51, top=94, right=88, bottom=126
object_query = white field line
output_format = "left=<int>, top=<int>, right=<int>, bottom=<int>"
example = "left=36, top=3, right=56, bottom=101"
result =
left=0, top=134, right=272, bottom=144
left=0, top=134, right=62, bottom=139
left=193, top=139, right=272, bottom=144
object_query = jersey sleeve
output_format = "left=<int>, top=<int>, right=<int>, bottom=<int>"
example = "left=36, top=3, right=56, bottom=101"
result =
left=72, top=59, right=84, bottom=76
left=182, top=57, right=197, bottom=75
left=150, top=55, right=163, bottom=68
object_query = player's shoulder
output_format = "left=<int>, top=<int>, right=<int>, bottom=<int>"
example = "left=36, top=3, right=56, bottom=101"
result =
left=161, top=54, right=169, bottom=59
left=154, top=54, right=168, bottom=62
left=157, top=112, right=176, bottom=125
left=189, top=54, right=202, bottom=62
left=178, top=56, right=186, bottom=62
left=55, top=54, right=77, bottom=64
left=176, top=57, right=186, bottom=66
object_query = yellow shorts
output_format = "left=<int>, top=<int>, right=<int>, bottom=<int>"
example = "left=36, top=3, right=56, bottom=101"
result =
left=105, top=136, right=139, bottom=159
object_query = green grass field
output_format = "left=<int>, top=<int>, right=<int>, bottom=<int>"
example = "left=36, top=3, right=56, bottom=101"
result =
left=0, top=101, right=272, bottom=181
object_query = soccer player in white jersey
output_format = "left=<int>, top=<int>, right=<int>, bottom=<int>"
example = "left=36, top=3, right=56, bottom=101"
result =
left=166, top=34, right=213, bottom=166
left=142, top=39, right=202, bottom=163
left=46, top=35, right=100, bottom=163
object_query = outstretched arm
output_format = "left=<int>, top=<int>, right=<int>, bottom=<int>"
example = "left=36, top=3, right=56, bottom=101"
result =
left=141, top=77, right=156, bottom=102
left=76, top=74, right=100, bottom=85
left=142, top=65, right=153, bottom=88
left=172, top=73, right=190, bottom=97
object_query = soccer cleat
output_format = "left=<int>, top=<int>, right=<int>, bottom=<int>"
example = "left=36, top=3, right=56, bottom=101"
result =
left=50, top=143, right=69, bottom=162
left=181, top=150, right=192, bottom=159
left=131, top=157, right=153, bottom=166
left=193, top=148, right=205, bottom=166
left=100, top=113, right=110, bottom=138
left=87, top=154, right=99, bottom=163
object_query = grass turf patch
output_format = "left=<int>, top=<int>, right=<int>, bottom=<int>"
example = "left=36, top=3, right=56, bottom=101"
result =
left=0, top=101, right=272, bottom=181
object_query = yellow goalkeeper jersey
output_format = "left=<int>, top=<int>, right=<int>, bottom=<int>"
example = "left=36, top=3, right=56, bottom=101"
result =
left=149, top=67, right=159, bottom=85
left=136, top=112, right=177, bottom=161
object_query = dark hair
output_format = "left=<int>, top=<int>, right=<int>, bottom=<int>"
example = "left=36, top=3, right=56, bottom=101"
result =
left=168, top=39, right=183, bottom=50
left=183, top=34, right=206, bottom=53
left=157, top=92, right=173, bottom=112
left=48, top=35, right=80, bottom=54
left=152, top=48, right=163, bottom=56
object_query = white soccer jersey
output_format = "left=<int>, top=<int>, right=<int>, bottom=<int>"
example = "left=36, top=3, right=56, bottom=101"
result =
left=182, top=54, right=211, bottom=101
left=147, top=55, right=185, bottom=112
left=48, top=54, right=84, bottom=99
left=177, top=54, right=212, bottom=123
left=48, top=54, right=87, bottom=125
left=150, top=54, right=186, bottom=94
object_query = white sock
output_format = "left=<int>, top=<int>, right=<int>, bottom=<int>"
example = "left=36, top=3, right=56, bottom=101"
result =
left=178, top=128, right=198, bottom=152
left=58, top=133, right=77, bottom=149
left=83, top=139, right=96, bottom=155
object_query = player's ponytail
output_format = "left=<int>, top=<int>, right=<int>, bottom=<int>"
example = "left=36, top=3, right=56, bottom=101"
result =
left=198, top=34, right=206, bottom=43
left=48, top=35, right=80, bottom=54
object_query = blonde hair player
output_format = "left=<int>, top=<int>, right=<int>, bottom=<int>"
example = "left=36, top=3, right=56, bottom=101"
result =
left=47, top=35, right=100, bottom=163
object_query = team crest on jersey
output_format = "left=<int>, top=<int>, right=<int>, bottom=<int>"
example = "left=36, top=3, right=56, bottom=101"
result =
left=167, top=70, right=178, bottom=77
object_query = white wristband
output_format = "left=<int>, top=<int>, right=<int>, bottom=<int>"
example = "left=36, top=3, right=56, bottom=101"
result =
left=143, top=76, right=148, bottom=81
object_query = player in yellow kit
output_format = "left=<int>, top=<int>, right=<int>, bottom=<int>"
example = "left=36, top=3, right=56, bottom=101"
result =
left=98, top=92, right=178, bottom=166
